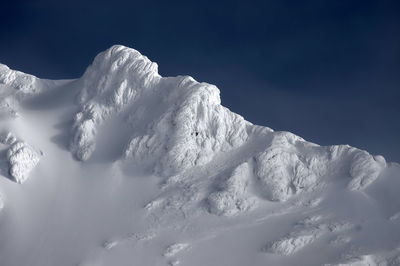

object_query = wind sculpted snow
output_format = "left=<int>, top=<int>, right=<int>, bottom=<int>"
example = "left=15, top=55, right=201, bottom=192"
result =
left=0, top=45, right=399, bottom=266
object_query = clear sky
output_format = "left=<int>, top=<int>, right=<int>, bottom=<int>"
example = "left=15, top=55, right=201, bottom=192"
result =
left=1, top=0, right=399, bottom=162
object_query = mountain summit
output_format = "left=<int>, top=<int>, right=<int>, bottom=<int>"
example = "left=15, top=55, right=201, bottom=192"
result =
left=0, top=45, right=399, bottom=266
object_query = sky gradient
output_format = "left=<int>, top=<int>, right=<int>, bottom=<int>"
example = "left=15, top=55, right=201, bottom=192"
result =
left=1, top=0, right=399, bottom=161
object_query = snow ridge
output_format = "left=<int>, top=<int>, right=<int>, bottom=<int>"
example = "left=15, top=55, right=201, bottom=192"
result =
left=0, top=45, right=387, bottom=201
left=68, top=45, right=387, bottom=202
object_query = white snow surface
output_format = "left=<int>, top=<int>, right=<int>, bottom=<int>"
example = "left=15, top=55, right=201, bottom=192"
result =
left=0, top=45, right=399, bottom=266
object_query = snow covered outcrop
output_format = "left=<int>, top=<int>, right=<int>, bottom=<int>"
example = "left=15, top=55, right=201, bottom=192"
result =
left=253, top=132, right=387, bottom=201
left=266, top=215, right=354, bottom=256
left=70, top=107, right=97, bottom=161
left=0, top=64, right=39, bottom=95
left=254, top=132, right=323, bottom=201
left=125, top=76, right=249, bottom=176
left=163, top=243, right=190, bottom=257
left=0, top=63, right=38, bottom=118
left=6, top=141, right=40, bottom=183
left=0, top=63, right=56, bottom=119
left=207, top=163, right=256, bottom=216
left=70, top=45, right=160, bottom=160
left=267, top=230, right=322, bottom=255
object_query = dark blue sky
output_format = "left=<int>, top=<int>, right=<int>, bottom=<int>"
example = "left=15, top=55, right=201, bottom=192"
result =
left=1, top=0, right=399, bottom=162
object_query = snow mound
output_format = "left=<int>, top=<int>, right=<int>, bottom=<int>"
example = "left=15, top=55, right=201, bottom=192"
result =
left=267, top=230, right=322, bottom=255
left=7, top=141, right=40, bottom=183
left=207, top=163, right=257, bottom=216
left=266, top=214, right=354, bottom=255
left=163, top=243, right=190, bottom=257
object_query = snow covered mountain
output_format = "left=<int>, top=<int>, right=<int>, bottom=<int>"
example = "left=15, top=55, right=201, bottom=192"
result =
left=0, top=45, right=399, bottom=266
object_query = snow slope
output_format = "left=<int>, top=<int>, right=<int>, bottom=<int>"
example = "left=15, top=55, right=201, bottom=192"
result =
left=0, top=45, right=399, bottom=266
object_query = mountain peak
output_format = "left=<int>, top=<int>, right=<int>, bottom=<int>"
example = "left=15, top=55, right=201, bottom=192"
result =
left=0, top=45, right=399, bottom=266
left=78, top=45, right=160, bottom=104
left=68, top=46, right=387, bottom=202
